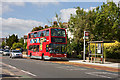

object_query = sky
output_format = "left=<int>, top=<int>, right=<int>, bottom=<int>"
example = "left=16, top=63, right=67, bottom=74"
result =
left=0, top=0, right=120, bottom=38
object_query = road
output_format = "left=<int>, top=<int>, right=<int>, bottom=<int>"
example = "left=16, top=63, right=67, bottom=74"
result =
left=1, top=54, right=119, bottom=80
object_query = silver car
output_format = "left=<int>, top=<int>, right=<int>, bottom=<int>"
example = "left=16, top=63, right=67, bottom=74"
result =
left=3, top=49, right=10, bottom=56
left=0, top=49, right=4, bottom=54
left=10, top=50, right=22, bottom=58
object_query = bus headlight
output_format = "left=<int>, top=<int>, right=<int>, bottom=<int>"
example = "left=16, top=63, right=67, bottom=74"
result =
left=64, top=54, right=67, bottom=55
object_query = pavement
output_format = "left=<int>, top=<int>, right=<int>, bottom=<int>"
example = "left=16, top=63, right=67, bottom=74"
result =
left=68, top=60, right=120, bottom=72
left=69, top=60, right=119, bottom=68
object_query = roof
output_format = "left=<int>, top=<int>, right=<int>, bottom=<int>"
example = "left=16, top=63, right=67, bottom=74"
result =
left=28, top=27, right=66, bottom=34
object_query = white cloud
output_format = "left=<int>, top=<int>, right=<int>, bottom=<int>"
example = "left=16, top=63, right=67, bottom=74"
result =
left=53, top=7, right=96, bottom=22
left=1, top=17, right=44, bottom=38
left=84, top=7, right=96, bottom=12
left=53, top=8, right=77, bottom=22
left=1, top=2, right=25, bottom=16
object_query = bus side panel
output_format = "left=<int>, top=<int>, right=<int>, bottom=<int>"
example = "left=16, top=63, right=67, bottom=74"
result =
left=37, top=51, right=42, bottom=57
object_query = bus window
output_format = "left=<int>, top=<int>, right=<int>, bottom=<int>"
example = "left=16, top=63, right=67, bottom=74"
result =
left=37, top=31, right=41, bottom=37
left=41, top=31, right=46, bottom=37
left=31, top=33, right=34, bottom=38
left=43, top=31, right=46, bottom=37
left=29, top=46, right=33, bottom=51
left=29, top=34, right=31, bottom=38
left=46, top=30, right=49, bottom=36
left=33, top=45, right=36, bottom=52
left=34, top=32, right=37, bottom=38
left=36, top=45, right=39, bottom=52
left=41, top=31, right=43, bottom=37
left=51, top=29, right=65, bottom=37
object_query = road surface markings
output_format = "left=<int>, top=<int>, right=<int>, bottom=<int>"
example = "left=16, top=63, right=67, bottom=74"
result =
left=21, top=70, right=37, bottom=77
left=57, top=66, right=87, bottom=71
left=92, top=72, right=118, bottom=76
left=1, top=62, right=37, bottom=77
left=2, top=69, right=19, bottom=78
left=8, top=65, right=17, bottom=69
left=85, top=72, right=118, bottom=78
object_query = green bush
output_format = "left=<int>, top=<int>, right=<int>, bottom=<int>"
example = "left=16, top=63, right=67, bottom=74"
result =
left=77, top=54, right=82, bottom=59
left=104, top=41, right=120, bottom=59
left=12, top=42, right=23, bottom=49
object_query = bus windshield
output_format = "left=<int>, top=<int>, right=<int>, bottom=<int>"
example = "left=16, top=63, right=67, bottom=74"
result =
left=51, top=29, right=65, bottom=37
left=49, top=44, right=66, bottom=54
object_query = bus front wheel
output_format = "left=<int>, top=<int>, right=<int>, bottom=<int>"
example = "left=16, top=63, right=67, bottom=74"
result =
left=30, top=53, right=32, bottom=59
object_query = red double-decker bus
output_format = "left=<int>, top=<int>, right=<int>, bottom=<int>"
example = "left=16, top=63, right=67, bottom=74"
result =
left=27, top=28, right=67, bottom=60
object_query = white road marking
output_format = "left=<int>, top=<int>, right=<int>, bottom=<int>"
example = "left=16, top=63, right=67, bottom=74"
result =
left=86, top=72, right=112, bottom=78
left=92, top=72, right=118, bottom=76
left=8, top=65, right=17, bottom=69
left=85, top=72, right=118, bottom=78
left=21, top=70, right=37, bottom=77
left=1, top=62, right=37, bottom=77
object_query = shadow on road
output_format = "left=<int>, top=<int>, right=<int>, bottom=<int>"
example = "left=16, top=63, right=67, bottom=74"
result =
left=2, top=74, right=21, bottom=78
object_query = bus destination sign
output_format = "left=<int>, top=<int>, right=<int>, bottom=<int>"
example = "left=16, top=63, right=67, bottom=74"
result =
left=51, top=37, right=66, bottom=43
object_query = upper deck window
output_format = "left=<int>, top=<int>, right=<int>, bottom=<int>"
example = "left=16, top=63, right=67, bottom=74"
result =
left=40, top=31, right=45, bottom=37
left=29, top=34, right=31, bottom=38
left=43, top=31, right=46, bottom=37
left=31, top=33, right=34, bottom=38
left=37, top=31, right=41, bottom=37
left=37, top=30, right=47, bottom=37
left=51, top=29, right=65, bottom=37
left=46, top=30, right=49, bottom=36
left=34, top=32, right=37, bottom=38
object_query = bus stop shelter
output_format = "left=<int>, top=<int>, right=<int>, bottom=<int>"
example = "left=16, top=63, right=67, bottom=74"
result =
left=87, top=41, right=115, bottom=64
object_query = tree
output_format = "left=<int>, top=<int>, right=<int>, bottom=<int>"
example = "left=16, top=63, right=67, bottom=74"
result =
left=52, top=13, right=66, bottom=28
left=94, top=2, right=120, bottom=41
left=12, top=42, right=23, bottom=49
left=69, top=7, right=88, bottom=42
left=1, top=41, right=5, bottom=49
left=6, top=34, right=19, bottom=48
left=31, top=26, right=43, bottom=32
left=23, top=42, right=27, bottom=49
left=69, top=2, right=120, bottom=42
left=68, top=1, right=120, bottom=58
left=19, top=37, right=24, bottom=45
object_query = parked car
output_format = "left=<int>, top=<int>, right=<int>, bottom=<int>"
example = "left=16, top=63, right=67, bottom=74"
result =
left=0, top=49, right=4, bottom=54
left=10, top=50, right=22, bottom=58
left=3, top=49, right=10, bottom=56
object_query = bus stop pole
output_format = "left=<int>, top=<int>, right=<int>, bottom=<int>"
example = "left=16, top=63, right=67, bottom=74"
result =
left=102, top=43, right=104, bottom=64
left=83, top=31, right=86, bottom=62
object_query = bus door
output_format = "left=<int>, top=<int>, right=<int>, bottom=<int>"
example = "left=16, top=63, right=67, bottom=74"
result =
left=28, top=45, right=33, bottom=56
